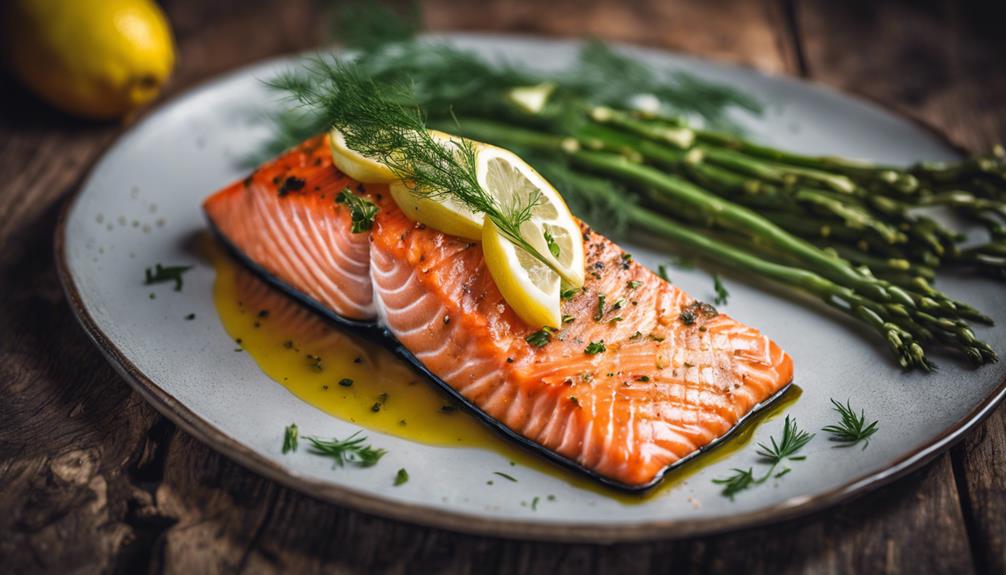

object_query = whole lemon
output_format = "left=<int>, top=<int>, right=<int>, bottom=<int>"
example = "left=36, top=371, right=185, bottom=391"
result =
left=3, top=0, right=176, bottom=120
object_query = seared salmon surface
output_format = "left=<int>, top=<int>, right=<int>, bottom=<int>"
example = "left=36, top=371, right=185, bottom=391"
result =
left=205, top=136, right=794, bottom=488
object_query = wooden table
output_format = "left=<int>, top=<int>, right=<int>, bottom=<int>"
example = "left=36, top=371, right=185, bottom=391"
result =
left=2, top=1, right=1004, bottom=572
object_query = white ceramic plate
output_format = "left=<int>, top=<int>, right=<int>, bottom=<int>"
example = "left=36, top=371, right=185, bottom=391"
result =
left=57, top=34, right=1006, bottom=542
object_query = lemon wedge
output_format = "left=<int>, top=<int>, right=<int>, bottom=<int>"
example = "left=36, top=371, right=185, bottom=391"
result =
left=477, top=146, right=585, bottom=327
left=328, top=128, right=399, bottom=184
left=389, top=131, right=484, bottom=241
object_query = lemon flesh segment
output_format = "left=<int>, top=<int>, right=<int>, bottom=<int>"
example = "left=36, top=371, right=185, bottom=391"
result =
left=483, top=220, right=561, bottom=328
left=328, top=128, right=399, bottom=184
left=475, top=146, right=585, bottom=289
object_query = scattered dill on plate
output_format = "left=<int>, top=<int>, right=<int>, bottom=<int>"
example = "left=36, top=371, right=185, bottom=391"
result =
left=822, top=398, right=879, bottom=449
left=144, top=263, right=193, bottom=291
left=713, top=415, right=814, bottom=500
left=306, top=430, right=387, bottom=468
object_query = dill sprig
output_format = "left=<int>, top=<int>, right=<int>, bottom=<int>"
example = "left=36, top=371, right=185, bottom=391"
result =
left=822, top=399, right=879, bottom=449
left=565, top=40, right=763, bottom=131
left=756, top=416, right=815, bottom=465
left=305, top=430, right=387, bottom=468
left=713, top=416, right=814, bottom=500
left=271, top=57, right=570, bottom=285
left=712, top=467, right=756, bottom=500
left=332, top=0, right=422, bottom=53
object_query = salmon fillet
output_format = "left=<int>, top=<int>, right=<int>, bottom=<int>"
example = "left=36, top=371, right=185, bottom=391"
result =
left=205, top=135, right=794, bottom=488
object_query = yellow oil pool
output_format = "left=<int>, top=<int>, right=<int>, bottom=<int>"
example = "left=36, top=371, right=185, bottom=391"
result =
left=207, top=238, right=801, bottom=502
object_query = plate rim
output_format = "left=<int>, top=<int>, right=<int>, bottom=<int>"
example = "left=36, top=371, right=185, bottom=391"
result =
left=54, top=33, right=1006, bottom=543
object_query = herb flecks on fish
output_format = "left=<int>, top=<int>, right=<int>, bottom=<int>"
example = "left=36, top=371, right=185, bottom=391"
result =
left=526, top=327, right=555, bottom=348
left=337, top=188, right=379, bottom=233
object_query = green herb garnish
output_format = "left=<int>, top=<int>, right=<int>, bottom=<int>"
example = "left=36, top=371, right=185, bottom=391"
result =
left=336, top=188, right=379, bottom=232
left=282, top=423, right=299, bottom=454
left=626, top=280, right=642, bottom=289
left=584, top=340, right=606, bottom=355
left=560, top=287, right=579, bottom=300
left=822, top=399, right=879, bottom=449
left=713, top=467, right=756, bottom=500
left=657, top=264, right=669, bottom=282
left=713, top=274, right=730, bottom=306
left=594, top=294, right=606, bottom=321
left=144, top=263, right=193, bottom=292
left=713, top=416, right=814, bottom=500
left=494, top=471, right=517, bottom=482
left=757, top=416, right=815, bottom=465
left=526, top=327, right=554, bottom=348
left=306, top=430, right=386, bottom=468
left=394, top=468, right=409, bottom=486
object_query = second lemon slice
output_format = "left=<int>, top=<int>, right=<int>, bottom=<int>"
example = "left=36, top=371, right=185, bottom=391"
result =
left=388, top=131, right=484, bottom=241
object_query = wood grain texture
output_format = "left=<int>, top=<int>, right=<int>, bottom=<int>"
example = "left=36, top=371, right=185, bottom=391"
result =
left=0, top=0, right=1001, bottom=573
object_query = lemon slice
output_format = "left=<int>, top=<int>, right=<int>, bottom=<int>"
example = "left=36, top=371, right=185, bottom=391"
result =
left=388, top=131, right=484, bottom=241
left=477, top=146, right=585, bottom=328
left=328, top=128, right=398, bottom=184
left=483, top=219, right=562, bottom=328
left=476, top=145, right=585, bottom=289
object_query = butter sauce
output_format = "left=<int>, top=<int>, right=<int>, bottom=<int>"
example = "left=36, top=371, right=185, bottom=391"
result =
left=207, top=238, right=800, bottom=502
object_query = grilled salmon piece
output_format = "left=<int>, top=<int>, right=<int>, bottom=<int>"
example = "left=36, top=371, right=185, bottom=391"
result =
left=204, top=136, right=376, bottom=321
left=205, top=137, right=794, bottom=488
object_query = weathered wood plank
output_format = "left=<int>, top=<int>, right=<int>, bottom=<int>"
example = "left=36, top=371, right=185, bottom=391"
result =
left=422, top=0, right=797, bottom=73
left=797, top=0, right=1006, bottom=151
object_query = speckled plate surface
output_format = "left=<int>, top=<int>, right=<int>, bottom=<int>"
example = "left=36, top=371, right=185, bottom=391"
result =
left=57, top=34, right=1006, bottom=542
